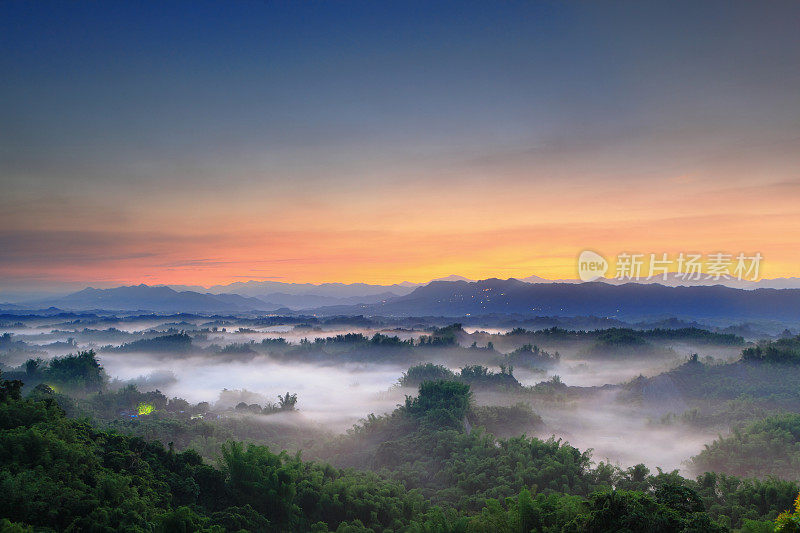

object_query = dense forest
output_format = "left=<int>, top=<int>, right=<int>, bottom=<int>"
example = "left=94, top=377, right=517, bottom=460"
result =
left=2, top=318, right=800, bottom=531
left=2, top=370, right=793, bottom=532
left=2, top=349, right=800, bottom=531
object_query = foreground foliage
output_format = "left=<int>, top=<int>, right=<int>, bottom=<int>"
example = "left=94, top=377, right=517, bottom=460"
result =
left=1, top=352, right=799, bottom=532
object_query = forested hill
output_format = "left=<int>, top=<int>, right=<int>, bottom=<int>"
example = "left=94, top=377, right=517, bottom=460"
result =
left=2, top=370, right=799, bottom=531
left=334, top=279, right=800, bottom=320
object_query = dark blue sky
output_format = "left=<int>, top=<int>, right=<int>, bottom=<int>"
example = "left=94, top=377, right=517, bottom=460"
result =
left=5, top=1, right=796, bottom=168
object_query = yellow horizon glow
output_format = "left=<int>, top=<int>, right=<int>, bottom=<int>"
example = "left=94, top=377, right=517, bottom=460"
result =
left=3, top=162, right=799, bottom=288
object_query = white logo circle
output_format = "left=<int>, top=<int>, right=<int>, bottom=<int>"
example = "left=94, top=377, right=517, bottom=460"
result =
left=578, top=250, right=608, bottom=282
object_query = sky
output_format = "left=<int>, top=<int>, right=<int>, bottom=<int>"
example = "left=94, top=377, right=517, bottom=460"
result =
left=2, top=1, right=799, bottom=295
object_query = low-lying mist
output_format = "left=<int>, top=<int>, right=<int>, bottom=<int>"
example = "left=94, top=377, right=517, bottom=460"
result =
left=0, top=316, right=762, bottom=477
left=101, top=352, right=408, bottom=432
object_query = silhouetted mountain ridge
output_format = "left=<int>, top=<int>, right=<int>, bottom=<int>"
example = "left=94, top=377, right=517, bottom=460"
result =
left=326, top=278, right=800, bottom=320
left=9, top=279, right=800, bottom=320
left=38, top=284, right=275, bottom=313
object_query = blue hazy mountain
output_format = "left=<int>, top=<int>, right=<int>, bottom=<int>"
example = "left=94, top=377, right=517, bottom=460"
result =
left=8, top=278, right=800, bottom=320
left=34, top=284, right=276, bottom=313
left=323, top=278, right=800, bottom=321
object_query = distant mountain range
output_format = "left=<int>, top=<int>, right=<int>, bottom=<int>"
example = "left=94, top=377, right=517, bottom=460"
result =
left=319, top=279, right=800, bottom=321
left=168, top=280, right=418, bottom=298
left=573, top=274, right=800, bottom=290
left=4, top=276, right=800, bottom=319
left=15, top=285, right=276, bottom=313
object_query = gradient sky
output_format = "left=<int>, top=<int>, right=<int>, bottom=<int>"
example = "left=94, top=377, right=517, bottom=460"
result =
left=2, top=1, right=800, bottom=294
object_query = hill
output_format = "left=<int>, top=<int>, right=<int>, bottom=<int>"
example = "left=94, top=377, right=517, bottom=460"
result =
left=38, top=285, right=276, bottom=313
left=329, top=279, right=800, bottom=320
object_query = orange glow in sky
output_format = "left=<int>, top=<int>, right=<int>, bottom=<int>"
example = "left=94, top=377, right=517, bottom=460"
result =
left=2, top=170, right=798, bottom=288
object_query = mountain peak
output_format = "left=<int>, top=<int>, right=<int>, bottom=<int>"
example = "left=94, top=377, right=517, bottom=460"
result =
left=432, top=275, right=475, bottom=282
